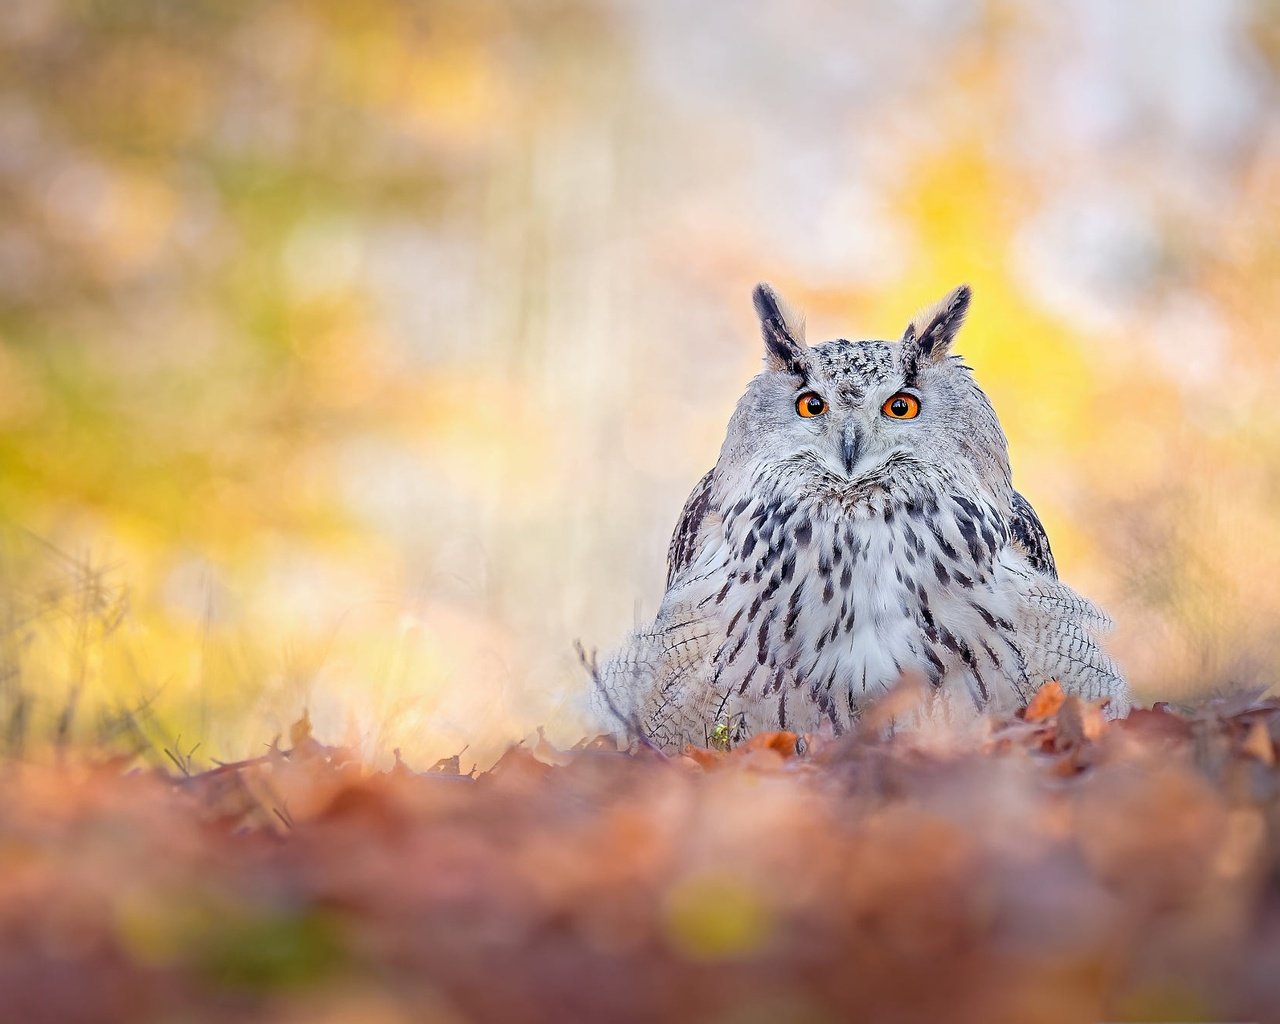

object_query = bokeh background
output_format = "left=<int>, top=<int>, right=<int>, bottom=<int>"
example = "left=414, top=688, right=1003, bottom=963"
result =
left=1, top=0, right=1277, bottom=766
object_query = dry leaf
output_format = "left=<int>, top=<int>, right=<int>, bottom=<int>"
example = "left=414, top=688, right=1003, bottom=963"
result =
left=1241, top=719, right=1275, bottom=765
left=1024, top=681, right=1065, bottom=722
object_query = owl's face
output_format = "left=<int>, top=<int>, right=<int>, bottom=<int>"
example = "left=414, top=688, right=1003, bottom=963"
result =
left=719, top=285, right=1011, bottom=497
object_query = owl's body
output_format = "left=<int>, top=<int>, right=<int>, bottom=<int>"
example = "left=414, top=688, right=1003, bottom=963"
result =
left=593, top=284, right=1127, bottom=749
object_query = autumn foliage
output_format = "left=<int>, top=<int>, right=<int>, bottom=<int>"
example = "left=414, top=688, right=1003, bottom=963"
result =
left=0, top=687, right=1278, bottom=1024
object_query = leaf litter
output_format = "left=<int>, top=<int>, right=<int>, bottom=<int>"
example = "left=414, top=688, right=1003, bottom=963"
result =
left=1, top=686, right=1280, bottom=1023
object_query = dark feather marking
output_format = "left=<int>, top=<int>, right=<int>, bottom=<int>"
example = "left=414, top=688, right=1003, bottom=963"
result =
left=1010, top=490, right=1058, bottom=578
left=783, top=585, right=804, bottom=641
left=666, top=469, right=716, bottom=587
left=900, top=284, right=972, bottom=383
left=723, top=629, right=749, bottom=666
left=971, top=603, right=998, bottom=631
left=757, top=608, right=778, bottom=666
left=753, top=283, right=809, bottom=378
left=902, top=520, right=919, bottom=549
left=924, top=646, right=946, bottom=683
left=955, top=513, right=985, bottom=564
left=930, top=522, right=959, bottom=560
left=918, top=591, right=935, bottom=628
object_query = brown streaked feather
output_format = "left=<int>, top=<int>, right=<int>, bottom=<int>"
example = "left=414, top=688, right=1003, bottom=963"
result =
left=900, top=284, right=972, bottom=381
left=752, top=283, right=809, bottom=376
left=666, top=470, right=716, bottom=587
left=1009, top=490, right=1058, bottom=579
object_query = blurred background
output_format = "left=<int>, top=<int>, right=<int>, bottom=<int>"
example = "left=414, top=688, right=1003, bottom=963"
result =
left=0, top=0, right=1277, bottom=766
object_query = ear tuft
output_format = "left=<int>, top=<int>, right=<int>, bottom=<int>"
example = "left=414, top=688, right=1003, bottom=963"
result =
left=900, top=284, right=971, bottom=380
left=752, top=283, right=809, bottom=375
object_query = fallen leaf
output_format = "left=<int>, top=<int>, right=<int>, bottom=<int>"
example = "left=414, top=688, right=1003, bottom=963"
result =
left=1025, top=681, right=1065, bottom=723
left=1241, top=719, right=1275, bottom=765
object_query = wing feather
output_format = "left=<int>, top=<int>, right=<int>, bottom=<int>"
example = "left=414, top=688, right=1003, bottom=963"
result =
left=1009, top=490, right=1058, bottom=579
left=665, top=470, right=716, bottom=587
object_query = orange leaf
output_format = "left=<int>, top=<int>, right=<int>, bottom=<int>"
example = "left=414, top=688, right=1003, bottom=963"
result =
left=682, top=746, right=725, bottom=770
left=1025, top=681, right=1065, bottom=723
left=741, top=731, right=801, bottom=758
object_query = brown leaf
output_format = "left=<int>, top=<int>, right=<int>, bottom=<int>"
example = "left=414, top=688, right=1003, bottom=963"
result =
left=1053, top=695, right=1087, bottom=751
left=1241, top=719, right=1275, bottom=765
left=681, top=745, right=725, bottom=770
left=740, top=731, right=801, bottom=758
left=429, top=752, right=462, bottom=775
left=1118, top=707, right=1194, bottom=741
left=1024, top=681, right=1065, bottom=723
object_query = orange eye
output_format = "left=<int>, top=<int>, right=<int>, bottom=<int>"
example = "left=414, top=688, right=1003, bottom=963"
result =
left=881, top=392, right=920, bottom=419
left=795, top=392, right=828, bottom=418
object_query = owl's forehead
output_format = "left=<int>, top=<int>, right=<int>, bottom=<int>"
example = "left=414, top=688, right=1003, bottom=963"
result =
left=810, top=339, right=899, bottom=401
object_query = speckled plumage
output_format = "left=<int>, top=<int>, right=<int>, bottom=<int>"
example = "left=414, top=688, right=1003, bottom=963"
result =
left=593, top=284, right=1128, bottom=749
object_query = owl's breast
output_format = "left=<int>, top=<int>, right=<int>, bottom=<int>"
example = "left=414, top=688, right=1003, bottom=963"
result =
left=682, top=482, right=1027, bottom=740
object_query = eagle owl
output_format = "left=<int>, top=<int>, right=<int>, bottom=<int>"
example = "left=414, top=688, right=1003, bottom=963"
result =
left=592, top=283, right=1128, bottom=749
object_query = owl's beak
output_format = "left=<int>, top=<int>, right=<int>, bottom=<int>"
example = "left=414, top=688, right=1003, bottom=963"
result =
left=840, top=420, right=861, bottom=476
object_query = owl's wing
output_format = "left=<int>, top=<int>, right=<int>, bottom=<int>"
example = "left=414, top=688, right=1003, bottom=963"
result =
left=1009, top=490, right=1058, bottom=579
left=666, top=469, right=716, bottom=587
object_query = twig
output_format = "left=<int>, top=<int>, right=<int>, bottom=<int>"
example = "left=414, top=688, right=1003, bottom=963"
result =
left=574, top=640, right=667, bottom=758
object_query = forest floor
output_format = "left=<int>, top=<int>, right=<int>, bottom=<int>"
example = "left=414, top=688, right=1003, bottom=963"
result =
left=0, top=684, right=1277, bottom=1024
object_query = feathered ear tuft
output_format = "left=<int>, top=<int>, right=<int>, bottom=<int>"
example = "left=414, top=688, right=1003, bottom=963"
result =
left=900, top=284, right=972, bottom=381
left=752, top=283, right=808, bottom=375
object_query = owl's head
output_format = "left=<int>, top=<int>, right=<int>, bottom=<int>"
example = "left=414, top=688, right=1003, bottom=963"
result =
left=720, top=283, right=1011, bottom=496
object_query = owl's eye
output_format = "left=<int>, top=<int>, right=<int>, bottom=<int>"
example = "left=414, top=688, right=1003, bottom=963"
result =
left=795, top=392, right=828, bottom=418
left=881, top=392, right=921, bottom=420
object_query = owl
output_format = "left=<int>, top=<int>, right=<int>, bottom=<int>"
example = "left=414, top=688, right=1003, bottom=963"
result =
left=592, top=283, right=1128, bottom=749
